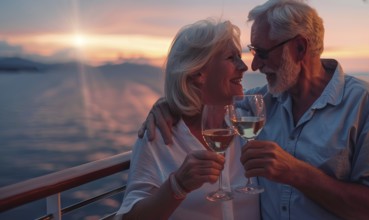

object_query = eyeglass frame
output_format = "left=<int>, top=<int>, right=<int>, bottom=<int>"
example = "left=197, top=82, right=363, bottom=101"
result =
left=247, top=35, right=298, bottom=60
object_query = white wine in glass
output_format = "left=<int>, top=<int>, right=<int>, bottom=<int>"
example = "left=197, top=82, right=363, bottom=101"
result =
left=230, top=94, right=265, bottom=194
left=230, top=116, right=265, bottom=140
left=201, top=104, right=235, bottom=202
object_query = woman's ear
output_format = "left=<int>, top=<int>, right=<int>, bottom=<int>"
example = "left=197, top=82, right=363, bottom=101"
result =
left=189, top=72, right=205, bottom=88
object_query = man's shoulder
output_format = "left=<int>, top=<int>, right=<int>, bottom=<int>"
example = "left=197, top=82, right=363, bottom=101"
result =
left=344, top=75, right=369, bottom=94
left=244, top=84, right=268, bottom=95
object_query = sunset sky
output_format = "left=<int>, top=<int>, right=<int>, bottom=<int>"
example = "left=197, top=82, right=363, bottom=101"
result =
left=1, top=0, right=368, bottom=73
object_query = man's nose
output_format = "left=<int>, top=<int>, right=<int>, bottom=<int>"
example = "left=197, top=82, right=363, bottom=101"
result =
left=235, top=57, right=248, bottom=71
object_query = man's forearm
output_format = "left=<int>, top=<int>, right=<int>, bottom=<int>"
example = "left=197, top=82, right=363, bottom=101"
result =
left=291, top=163, right=369, bottom=220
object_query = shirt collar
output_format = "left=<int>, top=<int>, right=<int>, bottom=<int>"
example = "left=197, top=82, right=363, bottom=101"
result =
left=312, top=59, right=345, bottom=109
left=272, top=59, right=345, bottom=109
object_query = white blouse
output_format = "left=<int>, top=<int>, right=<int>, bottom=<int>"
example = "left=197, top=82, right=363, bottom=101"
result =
left=116, top=119, right=260, bottom=220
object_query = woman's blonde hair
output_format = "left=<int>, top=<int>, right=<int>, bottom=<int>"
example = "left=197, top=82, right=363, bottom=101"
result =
left=164, top=18, right=241, bottom=116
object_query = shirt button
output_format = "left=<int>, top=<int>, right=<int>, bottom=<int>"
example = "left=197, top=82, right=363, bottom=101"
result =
left=282, top=206, right=287, bottom=211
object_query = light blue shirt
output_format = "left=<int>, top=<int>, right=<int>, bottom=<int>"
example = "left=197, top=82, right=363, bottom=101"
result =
left=246, top=59, right=369, bottom=220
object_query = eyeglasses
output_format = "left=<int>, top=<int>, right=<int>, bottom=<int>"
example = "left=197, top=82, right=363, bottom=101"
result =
left=248, top=36, right=298, bottom=60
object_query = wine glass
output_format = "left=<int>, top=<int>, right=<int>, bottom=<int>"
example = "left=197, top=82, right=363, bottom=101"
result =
left=201, top=104, right=236, bottom=202
left=229, top=94, right=265, bottom=194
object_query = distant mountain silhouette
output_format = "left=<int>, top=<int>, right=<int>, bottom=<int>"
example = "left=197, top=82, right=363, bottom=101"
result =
left=0, top=56, right=165, bottom=93
left=0, top=57, right=46, bottom=72
left=0, top=57, right=96, bottom=73
left=97, top=62, right=164, bottom=94
left=46, top=61, right=88, bottom=70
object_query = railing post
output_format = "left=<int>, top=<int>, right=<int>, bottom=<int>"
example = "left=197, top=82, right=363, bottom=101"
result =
left=47, top=193, right=62, bottom=220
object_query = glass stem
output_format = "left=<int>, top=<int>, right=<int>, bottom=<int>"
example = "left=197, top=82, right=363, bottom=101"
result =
left=245, top=138, right=253, bottom=186
left=218, top=152, right=225, bottom=191
left=218, top=171, right=223, bottom=191
left=247, top=177, right=252, bottom=185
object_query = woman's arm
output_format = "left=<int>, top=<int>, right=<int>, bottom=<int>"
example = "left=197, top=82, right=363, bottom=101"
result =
left=120, top=150, right=225, bottom=220
left=120, top=177, right=183, bottom=220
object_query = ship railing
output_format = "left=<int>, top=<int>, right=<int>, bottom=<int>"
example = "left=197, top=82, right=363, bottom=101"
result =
left=0, top=151, right=131, bottom=220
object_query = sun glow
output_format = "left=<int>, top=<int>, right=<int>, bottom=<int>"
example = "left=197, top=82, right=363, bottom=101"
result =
left=7, top=32, right=369, bottom=71
left=72, top=34, right=87, bottom=48
left=6, top=33, right=171, bottom=65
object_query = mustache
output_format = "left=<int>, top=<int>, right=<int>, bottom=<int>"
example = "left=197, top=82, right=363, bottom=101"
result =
left=260, top=67, right=276, bottom=74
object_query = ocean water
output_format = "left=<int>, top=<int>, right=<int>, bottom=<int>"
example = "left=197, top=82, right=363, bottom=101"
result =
left=0, top=65, right=163, bottom=186
left=0, top=64, right=367, bottom=219
left=0, top=63, right=165, bottom=219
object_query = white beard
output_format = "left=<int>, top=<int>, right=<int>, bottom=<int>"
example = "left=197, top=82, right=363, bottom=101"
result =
left=262, top=46, right=301, bottom=95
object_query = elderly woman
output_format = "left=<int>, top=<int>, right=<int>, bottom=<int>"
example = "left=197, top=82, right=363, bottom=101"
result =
left=115, top=18, right=260, bottom=220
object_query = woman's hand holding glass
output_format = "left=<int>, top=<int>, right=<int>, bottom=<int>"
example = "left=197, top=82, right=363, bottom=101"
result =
left=173, top=150, right=225, bottom=195
left=201, top=104, right=236, bottom=201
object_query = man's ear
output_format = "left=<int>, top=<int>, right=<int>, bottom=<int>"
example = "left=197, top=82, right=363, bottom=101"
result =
left=295, top=36, right=308, bottom=60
